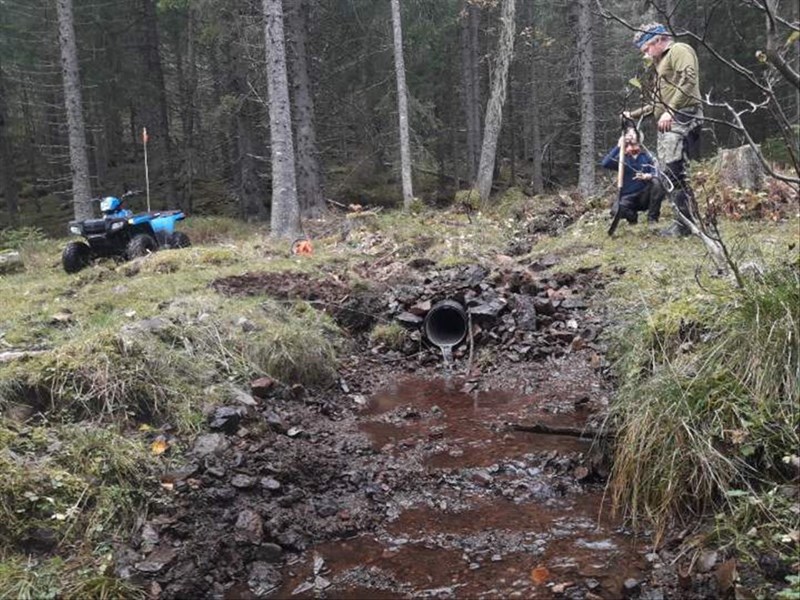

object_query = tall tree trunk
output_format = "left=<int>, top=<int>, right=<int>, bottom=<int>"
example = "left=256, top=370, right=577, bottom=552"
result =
left=508, top=80, right=517, bottom=187
left=0, top=60, right=19, bottom=226
left=476, top=0, right=516, bottom=202
left=209, top=46, right=232, bottom=183
left=577, top=0, right=595, bottom=198
left=263, top=0, right=301, bottom=238
left=56, top=0, right=92, bottom=220
left=142, top=0, right=177, bottom=206
left=527, top=3, right=544, bottom=194
left=390, top=0, right=413, bottom=209
left=460, top=2, right=482, bottom=182
left=469, top=4, right=482, bottom=178
left=237, top=100, right=268, bottom=221
left=176, top=4, right=197, bottom=212
left=286, top=0, right=325, bottom=218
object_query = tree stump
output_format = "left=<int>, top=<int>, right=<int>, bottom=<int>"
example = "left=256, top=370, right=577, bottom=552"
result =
left=0, top=250, right=24, bottom=275
left=716, top=144, right=765, bottom=191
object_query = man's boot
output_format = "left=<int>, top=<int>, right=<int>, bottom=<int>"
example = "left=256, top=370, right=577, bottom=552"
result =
left=660, top=189, right=694, bottom=237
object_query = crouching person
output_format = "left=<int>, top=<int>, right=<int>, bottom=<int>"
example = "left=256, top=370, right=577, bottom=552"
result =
left=601, top=129, right=665, bottom=234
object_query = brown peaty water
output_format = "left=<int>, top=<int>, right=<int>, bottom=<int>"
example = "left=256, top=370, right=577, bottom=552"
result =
left=274, top=377, right=646, bottom=599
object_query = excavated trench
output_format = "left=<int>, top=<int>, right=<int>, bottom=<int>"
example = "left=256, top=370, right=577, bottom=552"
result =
left=124, top=261, right=656, bottom=599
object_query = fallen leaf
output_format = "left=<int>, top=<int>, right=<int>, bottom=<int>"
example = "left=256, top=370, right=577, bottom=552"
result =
left=716, top=559, right=737, bottom=597
left=530, top=565, right=549, bottom=585
left=151, top=438, right=169, bottom=455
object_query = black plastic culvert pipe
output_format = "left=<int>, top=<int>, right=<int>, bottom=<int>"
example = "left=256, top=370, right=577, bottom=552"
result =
left=423, top=300, right=468, bottom=348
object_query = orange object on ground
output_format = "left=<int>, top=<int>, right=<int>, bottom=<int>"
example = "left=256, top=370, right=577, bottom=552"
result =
left=292, top=239, right=313, bottom=256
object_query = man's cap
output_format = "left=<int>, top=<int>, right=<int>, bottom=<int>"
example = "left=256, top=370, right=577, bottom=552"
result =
left=634, top=24, right=667, bottom=49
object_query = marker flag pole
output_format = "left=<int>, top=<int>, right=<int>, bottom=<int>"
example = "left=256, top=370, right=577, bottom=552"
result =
left=142, top=127, right=151, bottom=212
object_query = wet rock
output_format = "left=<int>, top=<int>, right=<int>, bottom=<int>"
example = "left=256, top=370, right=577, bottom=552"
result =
left=316, top=501, right=338, bottom=518
left=209, top=406, right=244, bottom=434
left=469, top=298, right=507, bottom=319
left=409, top=300, right=432, bottom=316
left=256, top=543, right=283, bottom=563
left=276, top=528, right=308, bottom=551
left=134, top=546, right=177, bottom=573
left=250, top=377, right=276, bottom=399
left=278, top=488, right=304, bottom=507
left=207, top=486, right=237, bottom=503
left=264, top=411, right=287, bottom=434
left=458, top=264, right=489, bottom=287
left=562, top=296, right=587, bottom=309
left=472, top=470, right=494, bottom=486
left=260, top=477, right=282, bottom=492
left=192, top=433, right=230, bottom=457
left=247, top=561, right=281, bottom=596
left=573, top=466, right=590, bottom=481
left=231, top=474, right=256, bottom=489
left=286, top=426, right=305, bottom=438
left=622, top=578, right=641, bottom=597
left=532, top=297, right=556, bottom=316
left=235, top=509, right=263, bottom=545
left=140, top=523, right=160, bottom=552
left=207, top=466, right=225, bottom=478
left=396, top=312, right=423, bottom=327
left=529, top=254, right=560, bottom=271
left=511, top=294, right=537, bottom=330
left=292, top=581, right=314, bottom=596
left=232, top=387, right=259, bottom=407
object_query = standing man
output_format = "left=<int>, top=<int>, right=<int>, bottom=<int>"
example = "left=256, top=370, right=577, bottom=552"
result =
left=623, top=23, right=702, bottom=237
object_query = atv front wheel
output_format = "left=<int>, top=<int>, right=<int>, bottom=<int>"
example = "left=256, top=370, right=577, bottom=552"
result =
left=168, top=231, right=191, bottom=249
left=62, top=241, right=91, bottom=273
left=126, top=234, right=157, bottom=259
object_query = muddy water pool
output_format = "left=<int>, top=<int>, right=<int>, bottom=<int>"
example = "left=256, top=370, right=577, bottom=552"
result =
left=274, top=377, right=647, bottom=599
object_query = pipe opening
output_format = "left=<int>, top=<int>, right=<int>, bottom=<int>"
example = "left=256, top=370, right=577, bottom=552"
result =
left=424, top=300, right=468, bottom=348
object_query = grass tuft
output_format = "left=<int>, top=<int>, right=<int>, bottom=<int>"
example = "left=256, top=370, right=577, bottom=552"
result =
left=608, top=262, right=800, bottom=547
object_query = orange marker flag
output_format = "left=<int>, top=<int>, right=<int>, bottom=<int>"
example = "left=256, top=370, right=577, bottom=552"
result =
left=142, top=127, right=149, bottom=144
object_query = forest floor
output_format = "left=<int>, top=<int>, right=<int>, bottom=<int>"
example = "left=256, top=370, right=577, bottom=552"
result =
left=0, top=186, right=798, bottom=599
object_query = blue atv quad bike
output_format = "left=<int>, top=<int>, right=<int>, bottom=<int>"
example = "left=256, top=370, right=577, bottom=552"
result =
left=62, top=191, right=191, bottom=273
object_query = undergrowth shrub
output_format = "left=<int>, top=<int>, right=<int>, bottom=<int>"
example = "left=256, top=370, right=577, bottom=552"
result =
left=0, top=227, right=47, bottom=250
left=608, top=262, right=800, bottom=548
left=180, top=216, right=259, bottom=245
left=0, top=424, right=154, bottom=552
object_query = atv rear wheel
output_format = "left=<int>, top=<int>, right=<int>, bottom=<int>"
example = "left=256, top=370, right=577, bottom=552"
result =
left=62, top=241, right=91, bottom=273
left=169, top=231, right=191, bottom=249
left=126, top=234, right=157, bottom=259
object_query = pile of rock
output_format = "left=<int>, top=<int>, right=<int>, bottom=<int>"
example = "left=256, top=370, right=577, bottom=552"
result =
left=382, top=260, right=606, bottom=363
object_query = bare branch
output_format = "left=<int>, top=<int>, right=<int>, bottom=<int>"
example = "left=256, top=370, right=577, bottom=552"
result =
left=704, top=95, right=800, bottom=185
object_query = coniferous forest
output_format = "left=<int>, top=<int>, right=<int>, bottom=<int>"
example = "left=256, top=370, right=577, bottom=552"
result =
left=0, top=0, right=797, bottom=230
